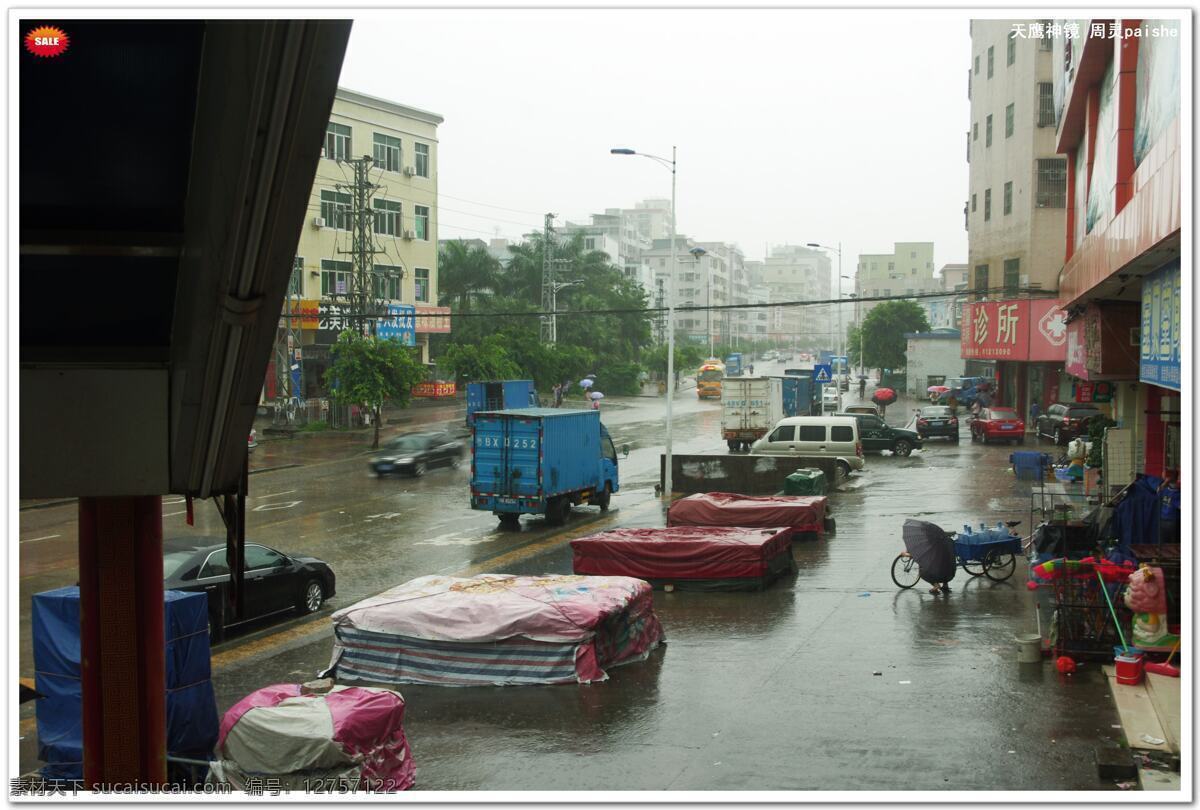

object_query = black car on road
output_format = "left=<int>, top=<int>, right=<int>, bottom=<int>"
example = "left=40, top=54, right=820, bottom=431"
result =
left=163, top=538, right=336, bottom=640
left=371, top=431, right=464, bottom=477
left=838, top=412, right=922, bottom=456
left=915, top=405, right=960, bottom=442
left=1036, top=403, right=1103, bottom=445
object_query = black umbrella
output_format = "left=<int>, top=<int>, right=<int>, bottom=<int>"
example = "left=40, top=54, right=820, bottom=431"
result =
left=901, top=519, right=957, bottom=584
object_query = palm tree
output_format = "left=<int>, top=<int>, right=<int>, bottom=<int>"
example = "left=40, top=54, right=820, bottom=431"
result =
left=437, top=240, right=502, bottom=313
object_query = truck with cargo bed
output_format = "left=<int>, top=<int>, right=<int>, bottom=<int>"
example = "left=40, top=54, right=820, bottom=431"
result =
left=470, top=408, right=619, bottom=528
left=721, top=377, right=783, bottom=451
left=466, top=380, right=540, bottom=426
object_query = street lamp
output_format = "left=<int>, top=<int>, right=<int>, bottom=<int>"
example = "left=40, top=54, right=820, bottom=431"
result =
left=612, top=146, right=677, bottom=501
left=549, top=279, right=581, bottom=343
left=806, top=242, right=843, bottom=381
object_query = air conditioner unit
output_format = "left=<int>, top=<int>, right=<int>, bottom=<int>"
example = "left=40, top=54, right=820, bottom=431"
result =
left=403, top=166, right=416, bottom=177
left=313, top=217, right=326, bottom=229
left=1020, top=274, right=1029, bottom=286
left=402, top=229, right=416, bottom=240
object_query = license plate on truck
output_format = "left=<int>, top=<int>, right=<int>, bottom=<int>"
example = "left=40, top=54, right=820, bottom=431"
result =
left=498, top=497, right=517, bottom=505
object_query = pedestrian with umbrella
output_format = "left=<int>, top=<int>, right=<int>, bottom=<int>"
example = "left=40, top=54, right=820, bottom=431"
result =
left=872, top=386, right=897, bottom=419
left=589, top=391, right=604, bottom=411
left=900, top=519, right=957, bottom=595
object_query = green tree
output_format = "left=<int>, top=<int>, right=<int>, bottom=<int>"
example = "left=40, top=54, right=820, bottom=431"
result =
left=437, top=239, right=502, bottom=313
left=440, top=335, right=522, bottom=384
left=324, top=331, right=427, bottom=449
left=858, top=300, right=930, bottom=374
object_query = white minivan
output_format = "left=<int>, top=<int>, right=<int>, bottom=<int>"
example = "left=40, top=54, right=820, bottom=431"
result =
left=749, top=415, right=865, bottom=476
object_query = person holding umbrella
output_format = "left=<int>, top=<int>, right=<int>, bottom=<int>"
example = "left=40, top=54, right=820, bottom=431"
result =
left=901, top=519, right=956, bottom=595
left=590, top=391, right=604, bottom=410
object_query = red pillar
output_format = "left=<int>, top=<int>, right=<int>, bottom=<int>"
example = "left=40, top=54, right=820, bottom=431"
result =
left=1113, top=20, right=1140, bottom=212
left=78, top=496, right=167, bottom=789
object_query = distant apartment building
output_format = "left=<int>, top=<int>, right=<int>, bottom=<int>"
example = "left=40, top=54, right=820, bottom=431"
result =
left=274, top=89, right=447, bottom=403
left=932, top=262, right=970, bottom=329
left=644, top=235, right=730, bottom=350
left=749, top=245, right=833, bottom=350
left=856, top=242, right=938, bottom=321
left=961, top=20, right=1070, bottom=411
left=698, top=241, right=750, bottom=348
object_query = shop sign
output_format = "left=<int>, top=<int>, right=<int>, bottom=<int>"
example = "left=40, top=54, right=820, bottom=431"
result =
left=1139, top=260, right=1181, bottom=390
left=415, top=305, right=452, bottom=334
left=960, top=299, right=1068, bottom=361
left=1065, top=317, right=1088, bottom=377
left=412, top=381, right=457, bottom=398
left=318, top=302, right=353, bottom=332
left=377, top=304, right=416, bottom=346
left=1073, top=380, right=1113, bottom=403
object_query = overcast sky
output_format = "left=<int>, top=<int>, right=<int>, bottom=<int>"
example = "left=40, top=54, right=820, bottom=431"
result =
left=340, top=8, right=972, bottom=287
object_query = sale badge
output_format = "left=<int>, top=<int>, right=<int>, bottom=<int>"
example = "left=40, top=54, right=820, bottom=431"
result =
left=24, top=26, right=69, bottom=58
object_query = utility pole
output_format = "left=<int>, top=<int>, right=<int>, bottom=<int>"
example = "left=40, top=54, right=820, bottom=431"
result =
left=274, top=258, right=305, bottom=425
left=540, top=213, right=555, bottom=343
left=336, top=156, right=385, bottom=336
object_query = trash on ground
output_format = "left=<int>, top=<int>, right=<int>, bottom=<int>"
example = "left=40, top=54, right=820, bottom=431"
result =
left=872, top=671, right=882, bottom=676
left=899, top=680, right=912, bottom=684
left=1139, top=734, right=1165, bottom=746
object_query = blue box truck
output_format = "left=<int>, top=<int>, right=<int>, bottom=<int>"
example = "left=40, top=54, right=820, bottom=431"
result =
left=777, top=375, right=819, bottom=417
left=470, top=408, right=620, bottom=527
left=724, top=353, right=743, bottom=376
left=466, top=380, right=540, bottom=426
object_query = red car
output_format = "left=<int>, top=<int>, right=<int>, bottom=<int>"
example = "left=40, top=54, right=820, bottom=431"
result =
left=971, top=407, right=1025, bottom=445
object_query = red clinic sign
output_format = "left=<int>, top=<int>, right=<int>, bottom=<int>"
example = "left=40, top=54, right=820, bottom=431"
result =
left=960, top=299, right=1068, bottom=361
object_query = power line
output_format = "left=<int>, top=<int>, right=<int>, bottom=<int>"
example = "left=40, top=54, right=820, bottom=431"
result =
left=400, top=286, right=1058, bottom=320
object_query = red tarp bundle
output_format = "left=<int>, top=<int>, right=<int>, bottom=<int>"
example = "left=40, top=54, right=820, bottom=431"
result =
left=667, top=492, right=827, bottom=538
left=571, top=526, right=794, bottom=590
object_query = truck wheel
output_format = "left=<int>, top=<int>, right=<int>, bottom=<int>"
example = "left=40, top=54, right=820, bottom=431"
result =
left=596, top=484, right=612, bottom=511
left=727, top=440, right=739, bottom=452
left=546, top=497, right=570, bottom=527
left=498, top=513, right=520, bottom=530
left=892, top=439, right=912, bottom=457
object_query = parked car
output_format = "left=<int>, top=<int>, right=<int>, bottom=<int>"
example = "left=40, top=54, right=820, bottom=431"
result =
left=915, top=405, right=960, bottom=442
left=838, top=412, right=922, bottom=457
left=971, top=406, right=1026, bottom=445
left=162, top=538, right=336, bottom=640
left=821, top=386, right=842, bottom=413
left=1036, top=403, right=1103, bottom=445
left=749, top=415, right=864, bottom=478
left=844, top=404, right=880, bottom=416
left=371, top=431, right=463, bottom=477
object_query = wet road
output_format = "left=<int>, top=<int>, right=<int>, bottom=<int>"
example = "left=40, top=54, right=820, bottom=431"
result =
left=18, top=366, right=1121, bottom=789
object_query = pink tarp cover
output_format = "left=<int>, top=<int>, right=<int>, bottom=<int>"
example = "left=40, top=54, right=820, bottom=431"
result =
left=667, top=492, right=827, bottom=536
left=219, top=684, right=415, bottom=790
left=571, top=527, right=792, bottom=581
left=332, top=574, right=654, bottom=643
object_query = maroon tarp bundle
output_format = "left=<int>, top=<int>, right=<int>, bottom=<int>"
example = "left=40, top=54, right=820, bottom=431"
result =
left=571, top=526, right=793, bottom=590
left=667, top=492, right=827, bottom=538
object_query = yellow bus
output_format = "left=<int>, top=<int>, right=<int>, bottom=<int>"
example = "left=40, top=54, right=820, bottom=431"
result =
left=697, top=358, right=725, bottom=399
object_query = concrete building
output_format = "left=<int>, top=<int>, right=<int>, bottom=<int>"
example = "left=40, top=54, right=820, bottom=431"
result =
left=279, top=88, right=446, bottom=400
left=698, top=241, right=750, bottom=348
left=1053, top=17, right=1181, bottom=484
left=960, top=20, right=1072, bottom=414
left=904, top=329, right=967, bottom=397
left=933, top=262, right=970, bottom=329
left=856, top=242, right=937, bottom=321
left=750, top=245, right=833, bottom=351
left=644, top=235, right=730, bottom=352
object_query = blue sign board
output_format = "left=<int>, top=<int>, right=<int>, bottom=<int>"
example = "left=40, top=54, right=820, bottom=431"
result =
left=1139, top=260, right=1180, bottom=390
left=812, top=364, right=833, bottom=384
left=377, top=304, right=416, bottom=346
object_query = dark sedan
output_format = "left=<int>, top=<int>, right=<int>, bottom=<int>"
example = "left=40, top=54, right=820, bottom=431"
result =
left=915, top=405, right=960, bottom=442
left=163, top=538, right=336, bottom=640
left=1036, top=403, right=1103, bottom=445
left=371, top=431, right=463, bottom=477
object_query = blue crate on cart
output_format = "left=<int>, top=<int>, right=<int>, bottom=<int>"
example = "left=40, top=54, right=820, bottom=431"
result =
left=1010, top=451, right=1051, bottom=482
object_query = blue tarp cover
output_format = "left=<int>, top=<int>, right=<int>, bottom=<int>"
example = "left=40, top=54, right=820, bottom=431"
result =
left=33, top=587, right=220, bottom=780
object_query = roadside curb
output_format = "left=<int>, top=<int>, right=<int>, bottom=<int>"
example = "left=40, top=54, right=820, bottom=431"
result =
left=19, top=499, right=77, bottom=512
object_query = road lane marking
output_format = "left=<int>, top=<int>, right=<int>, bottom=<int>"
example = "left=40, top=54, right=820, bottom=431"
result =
left=163, top=511, right=187, bottom=518
left=252, top=500, right=303, bottom=512
left=21, top=535, right=61, bottom=544
left=254, top=489, right=298, bottom=501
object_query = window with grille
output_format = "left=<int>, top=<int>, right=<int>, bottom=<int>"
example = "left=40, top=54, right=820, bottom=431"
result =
left=973, top=122, right=978, bottom=141
left=986, top=115, right=993, bottom=146
left=1006, top=103, right=1014, bottom=137
left=1003, top=259, right=1020, bottom=295
left=972, top=193, right=976, bottom=212
left=987, top=46, right=994, bottom=78
left=1038, top=21, right=1053, bottom=50
left=373, top=199, right=401, bottom=236
left=415, top=267, right=430, bottom=302
left=373, top=134, right=401, bottom=172
left=372, top=264, right=403, bottom=300
left=1037, top=82, right=1055, bottom=126
left=414, top=143, right=430, bottom=177
left=320, top=190, right=351, bottom=230
left=974, top=54, right=979, bottom=74
left=1036, top=158, right=1067, bottom=207
left=974, top=264, right=989, bottom=300
left=321, top=259, right=352, bottom=297
left=1003, top=181, right=1013, bottom=215
left=984, top=188, right=992, bottom=221
left=415, top=206, right=430, bottom=240
left=1007, top=32, right=1016, bottom=65
left=325, top=122, right=351, bottom=161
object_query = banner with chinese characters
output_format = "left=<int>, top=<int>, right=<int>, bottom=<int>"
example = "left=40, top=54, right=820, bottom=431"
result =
left=415, top=305, right=452, bottom=334
left=960, top=299, right=1068, bottom=361
left=281, top=299, right=319, bottom=330
left=377, top=304, right=416, bottom=346
left=1139, top=260, right=1181, bottom=390
left=412, top=381, right=457, bottom=398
